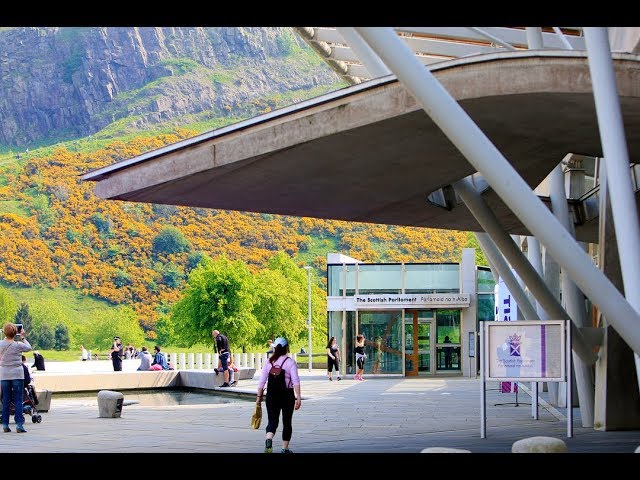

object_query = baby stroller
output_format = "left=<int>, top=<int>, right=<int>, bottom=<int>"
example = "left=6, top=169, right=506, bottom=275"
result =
left=10, top=383, right=42, bottom=423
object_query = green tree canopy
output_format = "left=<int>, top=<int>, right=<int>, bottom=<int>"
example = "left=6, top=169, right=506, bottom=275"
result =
left=86, top=306, right=145, bottom=350
left=13, top=302, right=32, bottom=331
left=0, top=286, right=17, bottom=324
left=464, top=233, right=488, bottom=267
left=169, top=254, right=260, bottom=349
left=152, top=226, right=190, bottom=256
left=53, top=323, right=70, bottom=350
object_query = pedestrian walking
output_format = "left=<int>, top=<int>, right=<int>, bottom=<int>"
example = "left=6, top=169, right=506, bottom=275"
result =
left=212, top=329, right=232, bottom=387
left=354, top=334, right=366, bottom=381
left=256, top=337, right=301, bottom=453
left=326, top=336, right=341, bottom=381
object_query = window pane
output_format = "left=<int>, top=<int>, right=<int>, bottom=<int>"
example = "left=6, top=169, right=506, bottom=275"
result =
left=404, top=264, right=460, bottom=293
left=327, top=265, right=343, bottom=296
left=477, top=294, right=495, bottom=322
left=357, top=264, right=402, bottom=294
left=436, top=309, right=461, bottom=344
left=477, top=267, right=496, bottom=293
left=357, top=311, right=403, bottom=374
left=345, top=264, right=357, bottom=296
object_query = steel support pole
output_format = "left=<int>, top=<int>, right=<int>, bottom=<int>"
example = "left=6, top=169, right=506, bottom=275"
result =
left=474, top=234, right=500, bottom=283
left=552, top=27, right=574, bottom=50
left=526, top=27, right=544, bottom=49
left=453, top=177, right=595, bottom=364
left=474, top=233, right=538, bottom=321
left=584, top=27, right=640, bottom=387
left=526, top=236, right=545, bottom=414
left=550, top=164, right=595, bottom=426
left=337, top=28, right=391, bottom=78
left=355, top=27, right=640, bottom=359
left=468, top=27, right=517, bottom=51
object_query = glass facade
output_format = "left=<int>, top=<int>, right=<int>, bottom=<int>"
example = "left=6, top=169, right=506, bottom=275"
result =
left=326, top=261, right=490, bottom=377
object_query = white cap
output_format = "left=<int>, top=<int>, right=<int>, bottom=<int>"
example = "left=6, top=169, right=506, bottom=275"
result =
left=273, top=337, right=288, bottom=348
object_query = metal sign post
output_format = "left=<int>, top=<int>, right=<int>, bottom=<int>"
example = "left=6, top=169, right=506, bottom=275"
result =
left=567, top=320, right=573, bottom=438
left=480, top=320, right=569, bottom=438
left=480, top=324, right=486, bottom=438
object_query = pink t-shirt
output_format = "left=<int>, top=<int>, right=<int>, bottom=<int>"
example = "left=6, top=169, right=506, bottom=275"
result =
left=258, top=355, right=300, bottom=390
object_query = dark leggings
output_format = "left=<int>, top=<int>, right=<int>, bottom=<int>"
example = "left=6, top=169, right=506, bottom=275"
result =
left=327, top=356, right=339, bottom=372
left=265, top=389, right=296, bottom=441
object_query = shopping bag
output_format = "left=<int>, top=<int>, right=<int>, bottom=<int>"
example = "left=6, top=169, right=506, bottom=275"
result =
left=250, top=402, right=262, bottom=429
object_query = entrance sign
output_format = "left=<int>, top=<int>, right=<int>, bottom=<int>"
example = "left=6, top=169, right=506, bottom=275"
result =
left=326, top=293, right=471, bottom=311
left=485, top=320, right=565, bottom=382
left=479, top=320, right=572, bottom=439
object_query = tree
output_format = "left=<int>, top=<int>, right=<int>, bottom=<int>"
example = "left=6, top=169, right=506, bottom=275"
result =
left=0, top=287, right=17, bottom=324
left=13, top=303, right=33, bottom=332
left=170, top=254, right=260, bottom=349
left=33, top=323, right=55, bottom=349
left=30, top=299, right=74, bottom=346
left=253, top=268, right=305, bottom=345
left=464, top=232, right=489, bottom=267
left=53, top=323, right=70, bottom=350
left=86, top=306, right=145, bottom=350
left=252, top=252, right=311, bottom=346
left=152, top=226, right=190, bottom=256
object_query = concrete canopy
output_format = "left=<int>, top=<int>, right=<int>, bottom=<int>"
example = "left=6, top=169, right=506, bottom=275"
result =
left=82, top=50, right=640, bottom=243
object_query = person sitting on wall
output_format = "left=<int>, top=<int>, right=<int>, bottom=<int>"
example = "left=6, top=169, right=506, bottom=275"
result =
left=151, top=345, right=170, bottom=370
left=31, top=351, right=45, bottom=371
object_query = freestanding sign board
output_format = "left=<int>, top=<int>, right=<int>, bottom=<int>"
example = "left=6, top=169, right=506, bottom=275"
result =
left=480, top=320, right=572, bottom=438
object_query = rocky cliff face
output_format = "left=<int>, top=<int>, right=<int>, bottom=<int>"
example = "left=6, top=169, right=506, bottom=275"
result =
left=0, top=27, right=337, bottom=147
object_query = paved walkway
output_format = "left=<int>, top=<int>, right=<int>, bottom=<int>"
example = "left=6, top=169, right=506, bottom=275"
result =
left=3, top=362, right=640, bottom=459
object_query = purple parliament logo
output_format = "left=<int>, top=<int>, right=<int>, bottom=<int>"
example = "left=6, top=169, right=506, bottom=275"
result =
left=508, top=333, right=521, bottom=357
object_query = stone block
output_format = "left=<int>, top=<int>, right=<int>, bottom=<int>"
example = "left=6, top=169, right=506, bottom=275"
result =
left=97, top=390, right=124, bottom=418
left=511, top=436, right=568, bottom=453
left=420, top=447, right=471, bottom=453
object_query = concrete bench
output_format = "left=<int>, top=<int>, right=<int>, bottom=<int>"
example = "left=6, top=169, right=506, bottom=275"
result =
left=212, top=367, right=255, bottom=386
left=97, top=390, right=139, bottom=418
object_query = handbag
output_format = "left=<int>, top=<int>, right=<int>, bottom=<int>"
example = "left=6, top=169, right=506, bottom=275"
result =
left=250, top=402, right=262, bottom=429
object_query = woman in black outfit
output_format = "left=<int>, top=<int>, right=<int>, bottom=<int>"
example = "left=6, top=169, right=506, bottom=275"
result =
left=326, top=336, right=341, bottom=381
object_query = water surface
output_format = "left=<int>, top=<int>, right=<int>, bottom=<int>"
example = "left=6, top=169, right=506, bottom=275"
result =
left=53, top=388, right=250, bottom=407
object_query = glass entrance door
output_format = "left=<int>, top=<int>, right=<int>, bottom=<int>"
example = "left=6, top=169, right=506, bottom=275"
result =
left=404, top=310, right=434, bottom=376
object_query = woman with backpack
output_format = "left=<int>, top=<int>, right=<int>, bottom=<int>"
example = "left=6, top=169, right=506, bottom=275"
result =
left=256, top=337, right=301, bottom=453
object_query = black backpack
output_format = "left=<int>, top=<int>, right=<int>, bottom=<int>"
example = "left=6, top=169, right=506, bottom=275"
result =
left=267, top=356, right=290, bottom=394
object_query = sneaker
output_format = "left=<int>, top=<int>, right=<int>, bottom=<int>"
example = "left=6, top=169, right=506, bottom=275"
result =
left=16, top=426, right=26, bottom=433
left=264, top=439, right=273, bottom=453
left=214, top=368, right=219, bottom=375
left=281, top=448, right=292, bottom=453
left=2, top=426, right=10, bottom=433
left=220, top=382, right=230, bottom=387
left=328, top=377, right=332, bottom=381
left=337, top=377, right=341, bottom=381
left=230, top=380, right=238, bottom=386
